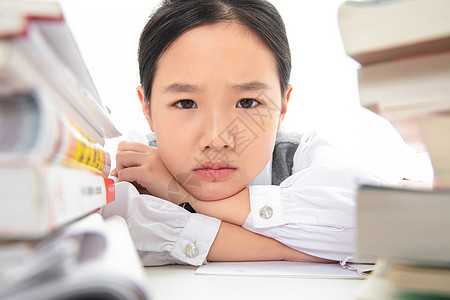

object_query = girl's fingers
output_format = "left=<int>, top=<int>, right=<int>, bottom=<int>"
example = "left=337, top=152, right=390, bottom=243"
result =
left=111, top=168, right=118, bottom=176
left=115, top=150, right=150, bottom=169
left=115, top=166, right=139, bottom=183
left=117, top=140, right=153, bottom=153
left=116, top=166, right=155, bottom=194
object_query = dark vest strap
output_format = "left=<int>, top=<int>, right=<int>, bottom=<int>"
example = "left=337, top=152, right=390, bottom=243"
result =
left=271, top=130, right=302, bottom=186
left=147, top=133, right=157, bottom=147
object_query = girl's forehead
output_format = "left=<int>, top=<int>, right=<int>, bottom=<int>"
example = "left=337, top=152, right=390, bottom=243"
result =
left=163, top=21, right=270, bottom=58
left=158, top=21, right=276, bottom=74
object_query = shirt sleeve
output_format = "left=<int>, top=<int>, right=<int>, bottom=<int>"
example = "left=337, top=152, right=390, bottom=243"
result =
left=242, top=132, right=386, bottom=262
left=101, top=182, right=221, bottom=266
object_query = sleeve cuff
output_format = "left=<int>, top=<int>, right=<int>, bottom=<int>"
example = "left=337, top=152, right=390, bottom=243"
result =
left=171, top=213, right=221, bottom=266
left=245, top=185, right=285, bottom=229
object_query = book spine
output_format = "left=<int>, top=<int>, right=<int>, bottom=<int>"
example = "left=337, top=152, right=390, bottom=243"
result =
left=0, top=162, right=115, bottom=239
left=46, top=165, right=115, bottom=230
left=0, top=92, right=111, bottom=176
left=53, top=117, right=112, bottom=177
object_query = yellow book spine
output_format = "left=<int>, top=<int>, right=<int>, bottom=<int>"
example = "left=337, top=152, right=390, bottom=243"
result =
left=57, top=119, right=111, bottom=177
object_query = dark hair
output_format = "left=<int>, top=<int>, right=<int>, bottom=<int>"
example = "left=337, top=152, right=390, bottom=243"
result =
left=138, top=0, right=291, bottom=102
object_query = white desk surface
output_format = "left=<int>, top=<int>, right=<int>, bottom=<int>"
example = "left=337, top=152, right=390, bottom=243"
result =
left=143, top=265, right=364, bottom=300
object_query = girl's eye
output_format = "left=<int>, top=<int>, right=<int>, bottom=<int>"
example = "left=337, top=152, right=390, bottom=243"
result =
left=174, top=99, right=197, bottom=109
left=236, top=98, right=261, bottom=109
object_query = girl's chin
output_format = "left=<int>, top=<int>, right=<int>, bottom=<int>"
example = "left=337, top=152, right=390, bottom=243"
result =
left=189, top=186, right=243, bottom=201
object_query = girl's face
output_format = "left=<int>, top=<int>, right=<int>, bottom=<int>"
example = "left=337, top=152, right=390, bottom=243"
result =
left=138, top=21, right=291, bottom=201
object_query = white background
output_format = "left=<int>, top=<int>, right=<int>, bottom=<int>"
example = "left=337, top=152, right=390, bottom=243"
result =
left=58, top=0, right=432, bottom=183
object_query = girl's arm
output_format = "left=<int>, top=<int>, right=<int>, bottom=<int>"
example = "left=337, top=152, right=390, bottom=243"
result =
left=112, top=141, right=330, bottom=263
left=191, top=188, right=250, bottom=226
left=102, top=181, right=328, bottom=266
left=113, top=138, right=383, bottom=263
left=208, top=221, right=331, bottom=263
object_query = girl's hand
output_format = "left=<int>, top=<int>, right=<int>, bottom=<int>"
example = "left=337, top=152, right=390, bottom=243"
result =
left=111, top=141, right=191, bottom=203
left=111, top=141, right=246, bottom=224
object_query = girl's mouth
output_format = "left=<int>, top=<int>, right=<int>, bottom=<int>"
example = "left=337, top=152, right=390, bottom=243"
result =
left=193, top=161, right=237, bottom=180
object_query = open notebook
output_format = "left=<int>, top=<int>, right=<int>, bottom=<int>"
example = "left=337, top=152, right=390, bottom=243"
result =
left=196, top=261, right=374, bottom=279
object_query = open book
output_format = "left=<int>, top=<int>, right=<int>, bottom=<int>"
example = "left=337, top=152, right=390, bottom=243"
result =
left=0, top=213, right=149, bottom=300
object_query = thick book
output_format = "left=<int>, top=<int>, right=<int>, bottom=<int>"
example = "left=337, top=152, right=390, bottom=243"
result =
left=387, top=262, right=450, bottom=297
left=421, top=113, right=450, bottom=189
left=338, top=0, right=450, bottom=65
left=358, top=51, right=450, bottom=116
left=356, top=258, right=450, bottom=300
left=0, top=162, right=115, bottom=239
left=0, top=0, right=120, bottom=145
left=356, top=184, right=450, bottom=264
left=0, top=92, right=111, bottom=177
left=356, top=51, right=450, bottom=148
left=0, top=213, right=149, bottom=300
left=0, top=40, right=108, bottom=145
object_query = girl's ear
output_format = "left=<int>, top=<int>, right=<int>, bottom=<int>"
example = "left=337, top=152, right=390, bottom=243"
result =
left=137, top=85, right=155, bottom=132
left=277, top=84, right=292, bottom=130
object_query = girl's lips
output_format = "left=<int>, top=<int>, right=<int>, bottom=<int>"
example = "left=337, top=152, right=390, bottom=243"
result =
left=193, top=161, right=237, bottom=180
left=193, top=168, right=236, bottom=179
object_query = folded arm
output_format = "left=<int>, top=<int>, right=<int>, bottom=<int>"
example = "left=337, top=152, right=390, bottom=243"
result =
left=111, top=135, right=384, bottom=264
left=208, top=221, right=331, bottom=263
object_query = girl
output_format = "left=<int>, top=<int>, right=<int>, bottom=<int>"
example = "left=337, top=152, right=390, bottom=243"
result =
left=108, top=0, right=384, bottom=266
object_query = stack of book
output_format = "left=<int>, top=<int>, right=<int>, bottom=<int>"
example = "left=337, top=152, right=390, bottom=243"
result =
left=0, top=0, right=120, bottom=238
left=339, top=0, right=450, bottom=154
left=0, top=1, right=148, bottom=299
left=338, top=0, right=450, bottom=299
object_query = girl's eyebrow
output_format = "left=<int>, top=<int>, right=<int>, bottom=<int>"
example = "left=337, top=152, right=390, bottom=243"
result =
left=163, top=83, right=200, bottom=94
left=162, top=81, right=269, bottom=94
left=231, top=81, right=269, bottom=91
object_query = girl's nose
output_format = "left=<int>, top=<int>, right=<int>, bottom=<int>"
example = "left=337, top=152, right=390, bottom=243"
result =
left=198, top=112, right=235, bottom=152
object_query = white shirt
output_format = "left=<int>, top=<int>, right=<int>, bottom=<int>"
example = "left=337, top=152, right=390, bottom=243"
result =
left=101, top=131, right=385, bottom=266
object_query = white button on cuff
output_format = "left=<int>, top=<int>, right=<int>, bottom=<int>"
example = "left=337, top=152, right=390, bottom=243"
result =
left=185, top=243, right=199, bottom=258
left=259, top=206, right=273, bottom=219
